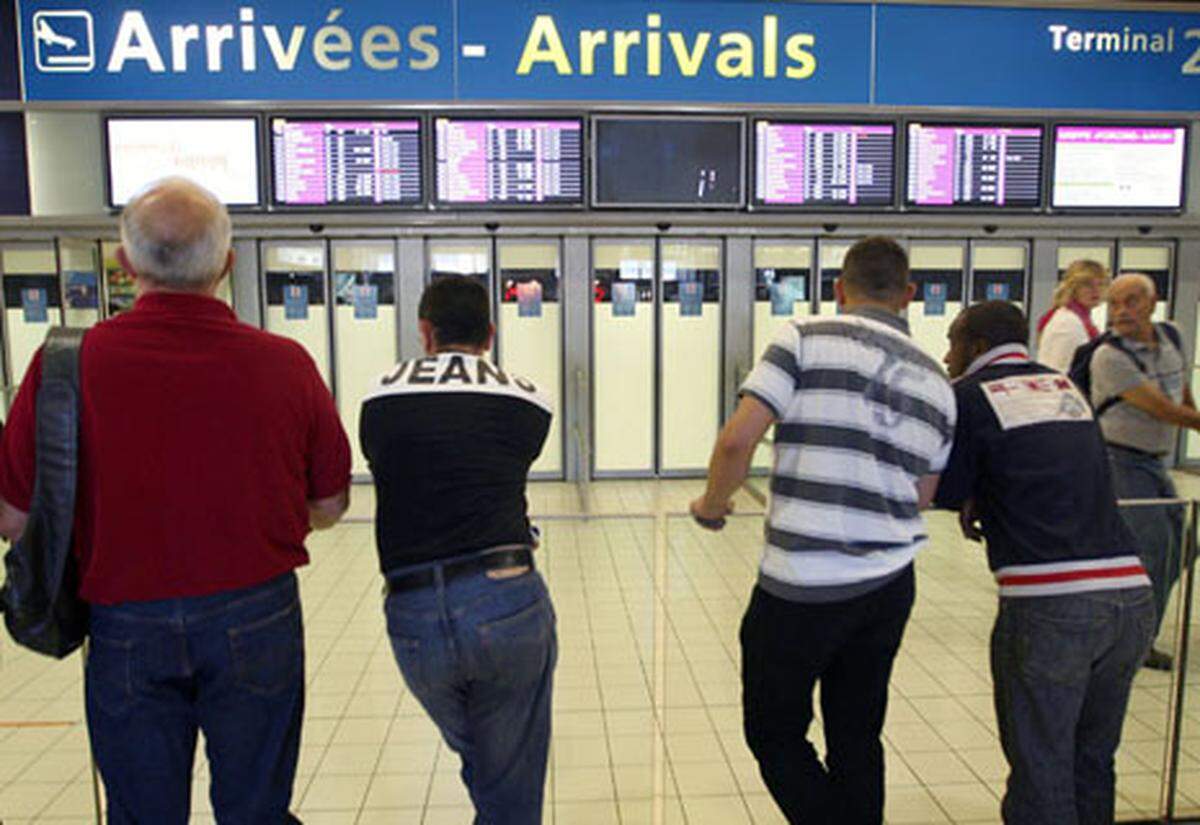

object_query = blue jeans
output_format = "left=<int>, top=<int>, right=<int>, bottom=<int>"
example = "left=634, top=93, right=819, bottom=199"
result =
left=85, top=573, right=304, bottom=825
left=991, top=588, right=1155, bottom=825
left=1108, top=447, right=1184, bottom=638
left=384, top=567, right=556, bottom=825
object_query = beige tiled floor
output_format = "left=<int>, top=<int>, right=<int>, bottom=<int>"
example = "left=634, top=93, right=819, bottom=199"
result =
left=0, top=478, right=1197, bottom=823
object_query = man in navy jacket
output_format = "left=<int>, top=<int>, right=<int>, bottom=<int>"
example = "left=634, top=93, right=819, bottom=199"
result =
left=936, top=300, right=1153, bottom=825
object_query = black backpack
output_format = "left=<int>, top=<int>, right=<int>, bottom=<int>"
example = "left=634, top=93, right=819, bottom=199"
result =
left=0, top=327, right=88, bottom=658
left=1067, top=322, right=1183, bottom=417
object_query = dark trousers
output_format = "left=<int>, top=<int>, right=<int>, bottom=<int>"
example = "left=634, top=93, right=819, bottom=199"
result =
left=992, top=588, right=1155, bottom=825
left=1108, top=447, right=1184, bottom=640
left=741, top=566, right=915, bottom=825
left=385, top=567, right=557, bottom=825
left=85, top=572, right=304, bottom=825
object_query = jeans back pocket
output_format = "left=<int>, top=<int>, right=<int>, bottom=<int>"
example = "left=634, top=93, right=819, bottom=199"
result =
left=228, top=601, right=304, bottom=696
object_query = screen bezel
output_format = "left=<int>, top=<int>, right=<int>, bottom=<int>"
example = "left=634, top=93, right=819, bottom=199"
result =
left=749, top=117, right=899, bottom=211
left=430, top=113, right=587, bottom=210
left=1049, top=121, right=1190, bottom=214
left=267, top=113, right=427, bottom=211
left=591, top=114, right=747, bottom=210
left=902, top=119, right=1047, bottom=212
left=102, top=113, right=265, bottom=211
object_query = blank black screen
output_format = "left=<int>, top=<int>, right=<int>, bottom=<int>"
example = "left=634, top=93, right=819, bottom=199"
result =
left=594, top=118, right=743, bottom=207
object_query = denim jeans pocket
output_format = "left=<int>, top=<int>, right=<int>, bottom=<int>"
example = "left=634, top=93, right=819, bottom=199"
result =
left=86, top=633, right=136, bottom=716
left=477, top=597, right=554, bottom=680
left=1014, top=609, right=1096, bottom=687
left=227, top=601, right=303, bottom=696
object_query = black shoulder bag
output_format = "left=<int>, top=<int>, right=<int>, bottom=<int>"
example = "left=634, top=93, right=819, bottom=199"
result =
left=0, top=327, right=89, bottom=658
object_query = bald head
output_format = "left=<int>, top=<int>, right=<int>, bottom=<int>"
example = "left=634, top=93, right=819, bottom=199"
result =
left=119, top=177, right=232, bottom=291
left=1109, top=272, right=1157, bottom=302
left=1108, top=272, right=1158, bottom=341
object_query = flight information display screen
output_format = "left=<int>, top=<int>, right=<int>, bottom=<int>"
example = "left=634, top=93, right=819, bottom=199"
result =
left=106, top=116, right=261, bottom=207
left=272, top=118, right=422, bottom=207
left=754, top=120, right=895, bottom=207
left=1052, top=125, right=1188, bottom=210
left=593, top=117, right=744, bottom=207
left=0, top=114, right=28, bottom=215
left=906, top=123, right=1043, bottom=208
left=435, top=118, right=583, bottom=205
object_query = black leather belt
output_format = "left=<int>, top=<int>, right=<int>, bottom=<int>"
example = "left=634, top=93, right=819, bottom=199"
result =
left=385, top=548, right=534, bottom=595
left=1107, top=442, right=1167, bottom=460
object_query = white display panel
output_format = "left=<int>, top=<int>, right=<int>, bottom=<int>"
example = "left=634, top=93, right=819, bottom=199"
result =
left=1052, top=125, right=1187, bottom=210
left=106, top=117, right=261, bottom=207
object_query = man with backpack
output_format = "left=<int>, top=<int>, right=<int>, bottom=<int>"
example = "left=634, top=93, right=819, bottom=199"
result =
left=1076, top=273, right=1197, bottom=670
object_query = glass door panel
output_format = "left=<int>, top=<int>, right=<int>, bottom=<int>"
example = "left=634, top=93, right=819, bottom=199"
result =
left=498, top=241, right=563, bottom=477
left=659, top=240, right=721, bottom=474
left=59, top=238, right=101, bottom=328
left=1, top=243, right=61, bottom=401
left=908, top=242, right=965, bottom=366
left=331, top=240, right=396, bottom=475
left=752, top=240, right=812, bottom=470
left=262, top=241, right=331, bottom=387
left=101, top=240, right=135, bottom=318
left=592, top=240, right=654, bottom=475
left=817, top=239, right=856, bottom=316
left=970, top=242, right=1028, bottom=310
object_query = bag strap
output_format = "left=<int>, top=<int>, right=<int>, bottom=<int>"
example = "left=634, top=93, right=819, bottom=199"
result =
left=42, top=327, right=85, bottom=390
left=1094, top=324, right=1182, bottom=417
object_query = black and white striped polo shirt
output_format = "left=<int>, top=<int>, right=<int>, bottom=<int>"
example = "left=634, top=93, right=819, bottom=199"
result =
left=741, top=306, right=956, bottom=602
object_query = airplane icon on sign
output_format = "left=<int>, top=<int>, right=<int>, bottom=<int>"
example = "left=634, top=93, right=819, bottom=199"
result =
left=35, top=18, right=76, bottom=51
left=31, top=10, right=94, bottom=72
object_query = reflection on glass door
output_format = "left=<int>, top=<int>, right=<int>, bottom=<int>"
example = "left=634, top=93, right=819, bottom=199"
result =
left=101, top=240, right=135, bottom=318
left=262, top=241, right=331, bottom=387
left=592, top=239, right=654, bottom=475
left=498, top=241, right=562, bottom=477
left=1, top=243, right=61, bottom=400
left=817, top=239, right=856, bottom=316
left=659, top=240, right=721, bottom=473
left=1057, top=242, right=1114, bottom=332
left=59, top=239, right=101, bottom=328
left=969, top=242, right=1028, bottom=310
left=1119, top=242, right=1173, bottom=323
left=332, top=241, right=395, bottom=475
left=751, top=240, right=812, bottom=470
left=908, top=242, right=965, bottom=365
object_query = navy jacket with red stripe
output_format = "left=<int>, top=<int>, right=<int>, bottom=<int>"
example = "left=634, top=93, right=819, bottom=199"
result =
left=934, top=346, right=1147, bottom=594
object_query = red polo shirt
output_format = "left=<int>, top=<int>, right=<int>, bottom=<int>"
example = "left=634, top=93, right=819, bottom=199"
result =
left=0, top=292, right=351, bottom=605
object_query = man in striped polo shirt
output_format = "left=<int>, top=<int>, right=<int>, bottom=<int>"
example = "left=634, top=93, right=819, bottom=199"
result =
left=938, top=301, right=1153, bottom=825
left=691, top=236, right=955, bottom=824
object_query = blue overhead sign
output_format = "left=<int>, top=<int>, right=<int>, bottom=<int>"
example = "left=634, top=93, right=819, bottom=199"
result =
left=13, top=1, right=1200, bottom=111
left=455, top=0, right=871, bottom=103
left=20, top=0, right=454, bottom=100
left=875, top=4, right=1200, bottom=111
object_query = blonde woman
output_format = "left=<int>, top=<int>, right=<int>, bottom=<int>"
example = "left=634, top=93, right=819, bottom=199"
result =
left=1037, top=259, right=1109, bottom=371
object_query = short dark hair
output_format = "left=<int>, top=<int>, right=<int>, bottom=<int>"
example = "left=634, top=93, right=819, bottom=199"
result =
left=957, top=301, right=1028, bottom=350
left=841, top=237, right=910, bottom=301
left=418, top=276, right=490, bottom=348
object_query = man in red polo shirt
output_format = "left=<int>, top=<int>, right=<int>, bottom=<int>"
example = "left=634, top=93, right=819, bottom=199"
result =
left=0, top=177, right=351, bottom=823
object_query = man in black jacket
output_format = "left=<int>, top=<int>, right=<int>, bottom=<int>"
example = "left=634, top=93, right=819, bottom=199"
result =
left=937, top=300, right=1153, bottom=825
left=360, top=276, right=554, bottom=825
